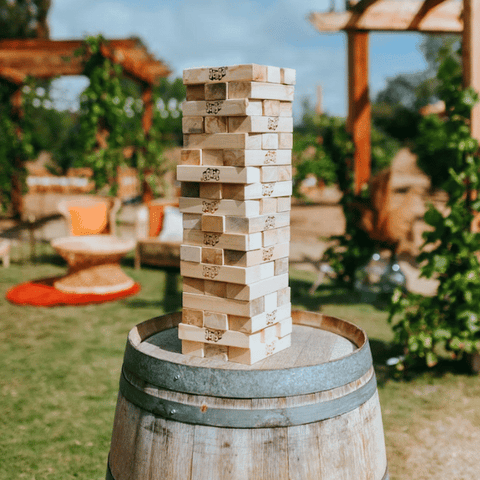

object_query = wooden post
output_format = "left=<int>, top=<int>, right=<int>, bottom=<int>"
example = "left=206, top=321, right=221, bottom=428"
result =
left=10, top=88, right=24, bottom=218
left=463, top=0, right=480, bottom=144
left=141, top=84, right=154, bottom=203
left=347, top=31, right=371, bottom=195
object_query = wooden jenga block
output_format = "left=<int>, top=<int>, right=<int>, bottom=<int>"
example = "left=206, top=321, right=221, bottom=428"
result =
left=276, top=316, right=293, bottom=338
left=201, top=214, right=225, bottom=233
left=181, top=182, right=200, bottom=198
left=278, top=133, right=293, bottom=149
left=225, top=272, right=289, bottom=301
left=280, top=67, right=296, bottom=85
left=177, top=165, right=261, bottom=184
left=276, top=196, right=291, bottom=212
left=205, top=83, right=227, bottom=100
left=224, top=212, right=290, bottom=234
left=186, top=84, right=205, bottom=101
left=261, top=324, right=277, bottom=343
left=228, top=335, right=291, bottom=365
left=204, top=311, right=228, bottom=330
left=180, top=245, right=201, bottom=263
left=202, top=150, right=224, bottom=166
left=228, top=82, right=294, bottom=101
left=182, top=308, right=204, bottom=327
left=182, top=99, right=263, bottom=117
left=204, top=343, right=228, bottom=360
left=183, top=213, right=202, bottom=230
left=183, top=64, right=268, bottom=85
left=267, top=66, right=281, bottom=83
left=259, top=197, right=277, bottom=214
left=183, top=277, right=204, bottom=295
left=201, top=247, right=224, bottom=265
left=181, top=149, right=202, bottom=165
left=263, top=226, right=290, bottom=247
left=180, top=261, right=274, bottom=285
left=262, top=100, right=280, bottom=116
left=279, top=102, right=293, bottom=117
left=199, top=183, right=222, bottom=199
left=228, top=116, right=293, bottom=133
left=222, top=181, right=292, bottom=200
left=204, top=280, right=227, bottom=297
left=264, top=291, right=278, bottom=311
left=223, top=242, right=289, bottom=267
left=179, top=197, right=260, bottom=217
left=182, top=340, right=204, bottom=357
left=183, top=292, right=264, bottom=317
left=223, top=149, right=292, bottom=167
left=262, top=133, right=278, bottom=149
left=277, top=286, right=291, bottom=306
left=183, top=229, right=263, bottom=251
left=228, top=303, right=291, bottom=333
left=184, top=133, right=263, bottom=150
left=274, top=257, right=289, bottom=275
left=182, top=116, right=204, bottom=134
left=260, top=165, right=292, bottom=183
left=204, top=116, right=228, bottom=133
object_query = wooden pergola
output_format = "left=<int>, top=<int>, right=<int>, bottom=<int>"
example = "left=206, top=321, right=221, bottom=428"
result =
left=309, top=0, right=479, bottom=194
left=0, top=38, right=171, bottom=214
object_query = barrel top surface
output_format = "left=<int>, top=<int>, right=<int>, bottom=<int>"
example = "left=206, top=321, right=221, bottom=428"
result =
left=122, top=310, right=373, bottom=398
left=146, top=324, right=355, bottom=370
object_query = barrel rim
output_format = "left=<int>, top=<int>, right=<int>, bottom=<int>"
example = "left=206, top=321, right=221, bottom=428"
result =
left=122, top=310, right=373, bottom=398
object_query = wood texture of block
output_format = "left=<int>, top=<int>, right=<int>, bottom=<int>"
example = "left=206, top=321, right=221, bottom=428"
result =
left=183, top=292, right=264, bottom=317
left=264, top=291, right=278, bottom=311
left=262, top=100, right=280, bottom=116
left=177, top=165, right=261, bottom=184
left=182, top=116, right=204, bottom=134
left=202, top=149, right=224, bottom=165
left=224, top=212, right=290, bottom=234
left=261, top=133, right=278, bottom=149
left=183, top=64, right=268, bottom=85
left=180, top=261, right=274, bottom=285
left=204, top=311, right=228, bottom=330
left=279, top=101, right=293, bottom=117
left=222, top=181, right=292, bottom=200
left=278, top=132, right=293, bottom=149
left=223, top=242, right=289, bottom=267
left=263, top=226, right=290, bottom=247
left=184, top=133, right=262, bottom=150
left=274, top=256, right=289, bottom=275
left=181, top=340, right=204, bottom=357
left=225, top=272, right=289, bottom=301
left=205, top=83, right=227, bottom=100
left=183, top=277, right=204, bottom=295
left=228, top=82, right=294, bottom=101
left=228, top=334, right=291, bottom=364
left=276, top=196, right=291, bottom=212
left=183, top=229, right=263, bottom=251
left=199, top=183, right=222, bottom=199
left=228, top=116, right=293, bottom=133
left=181, top=149, right=202, bottom=165
left=277, top=286, right=291, bottom=306
left=266, top=66, right=281, bottom=83
left=223, top=149, right=292, bottom=166
left=180, top=244, right=201, bottom=263
left=280, top=67, right=296, bottom=85
left=201, top=247, right=224, bottom=265
left=259, top=197, right=277, bottom=214
left=228, top=303, right=292, bottom=333
left=260, top=165, right=292, bottom=182
left=182, top=99, right=263, bottom=117
left=182, top=213, right=202, bottom=230
left=185, top=84, right=205, bottom=101
left=182, top=308, right=204, bottom=327
left=204, top=116, right=228, bottom=133
left=201, top=214, right=225, bottom=233
left=179, top=197, right=260, bottom=217
left=204, top=280, right=227, bottom=297
left=204, top=343, right=228, bottom=360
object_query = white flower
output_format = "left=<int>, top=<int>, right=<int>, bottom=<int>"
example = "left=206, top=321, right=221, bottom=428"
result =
left=36, top=87, right=45, bottom=97
left=32, top=98, right=41, bottom=108
left=22, top=86, right=31, bottom=94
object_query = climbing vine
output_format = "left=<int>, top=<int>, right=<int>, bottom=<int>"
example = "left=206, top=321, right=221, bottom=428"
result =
left=389, top=46, right=480, bottom=369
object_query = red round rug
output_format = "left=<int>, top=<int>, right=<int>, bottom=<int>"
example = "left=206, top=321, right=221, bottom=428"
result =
left=6, top=277, right=141, bottom=307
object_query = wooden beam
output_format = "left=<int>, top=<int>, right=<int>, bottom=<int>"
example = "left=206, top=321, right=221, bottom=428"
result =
left=141, top=85, right=154, bottom=134
left=308, top=0, right=462, bottom=33
left=463, top=0, right=480, bottom=144
left=347, top=31, right=371, bottom=194
left=0, top=67, right=26, bottom=84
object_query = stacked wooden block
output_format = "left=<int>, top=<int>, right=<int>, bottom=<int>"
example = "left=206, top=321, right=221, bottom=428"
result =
left=177, top=64, right=295, bottom=364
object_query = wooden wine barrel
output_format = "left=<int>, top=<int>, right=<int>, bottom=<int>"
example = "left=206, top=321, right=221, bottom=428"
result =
left=106, top=310, right=389, bottom=480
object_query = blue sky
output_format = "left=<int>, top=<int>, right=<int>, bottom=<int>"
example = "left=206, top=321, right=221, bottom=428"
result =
left=48, top=0, right=429, bottom=120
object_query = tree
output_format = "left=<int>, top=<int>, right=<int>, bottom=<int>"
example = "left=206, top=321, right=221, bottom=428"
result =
left=0, top=0, right=51, bottom=39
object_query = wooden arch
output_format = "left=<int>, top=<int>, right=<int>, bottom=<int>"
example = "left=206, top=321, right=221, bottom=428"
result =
left=309, top=0, right=479, bottom=194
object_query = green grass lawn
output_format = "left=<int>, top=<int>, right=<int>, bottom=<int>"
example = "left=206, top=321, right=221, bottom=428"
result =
left=1, top=254, right=479, bottom=479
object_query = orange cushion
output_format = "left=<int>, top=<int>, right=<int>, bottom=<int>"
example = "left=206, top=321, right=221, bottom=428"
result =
left=68, top=203, right=108, bottom=236
left=148, top=204, right=165, bottom=237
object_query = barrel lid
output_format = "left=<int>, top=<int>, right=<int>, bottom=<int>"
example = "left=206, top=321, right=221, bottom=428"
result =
left=122, top=310, right=373, bottom=398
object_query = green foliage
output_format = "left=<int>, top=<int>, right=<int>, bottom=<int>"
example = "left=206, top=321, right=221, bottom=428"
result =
left=389, top=46, right=480, bottom=369
left=0, top=0, right=51, bottom=39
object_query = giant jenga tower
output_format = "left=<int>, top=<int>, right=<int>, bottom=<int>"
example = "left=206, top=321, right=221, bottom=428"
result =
left=177, top=64, right=295, bottom=364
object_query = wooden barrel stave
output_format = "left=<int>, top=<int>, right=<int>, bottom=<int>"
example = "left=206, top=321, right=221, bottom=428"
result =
left=106, top=311, right=389, bottom=480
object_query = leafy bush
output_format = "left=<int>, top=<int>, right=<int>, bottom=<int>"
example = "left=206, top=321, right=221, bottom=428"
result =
left=389, top=46, right=480, bottom=369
